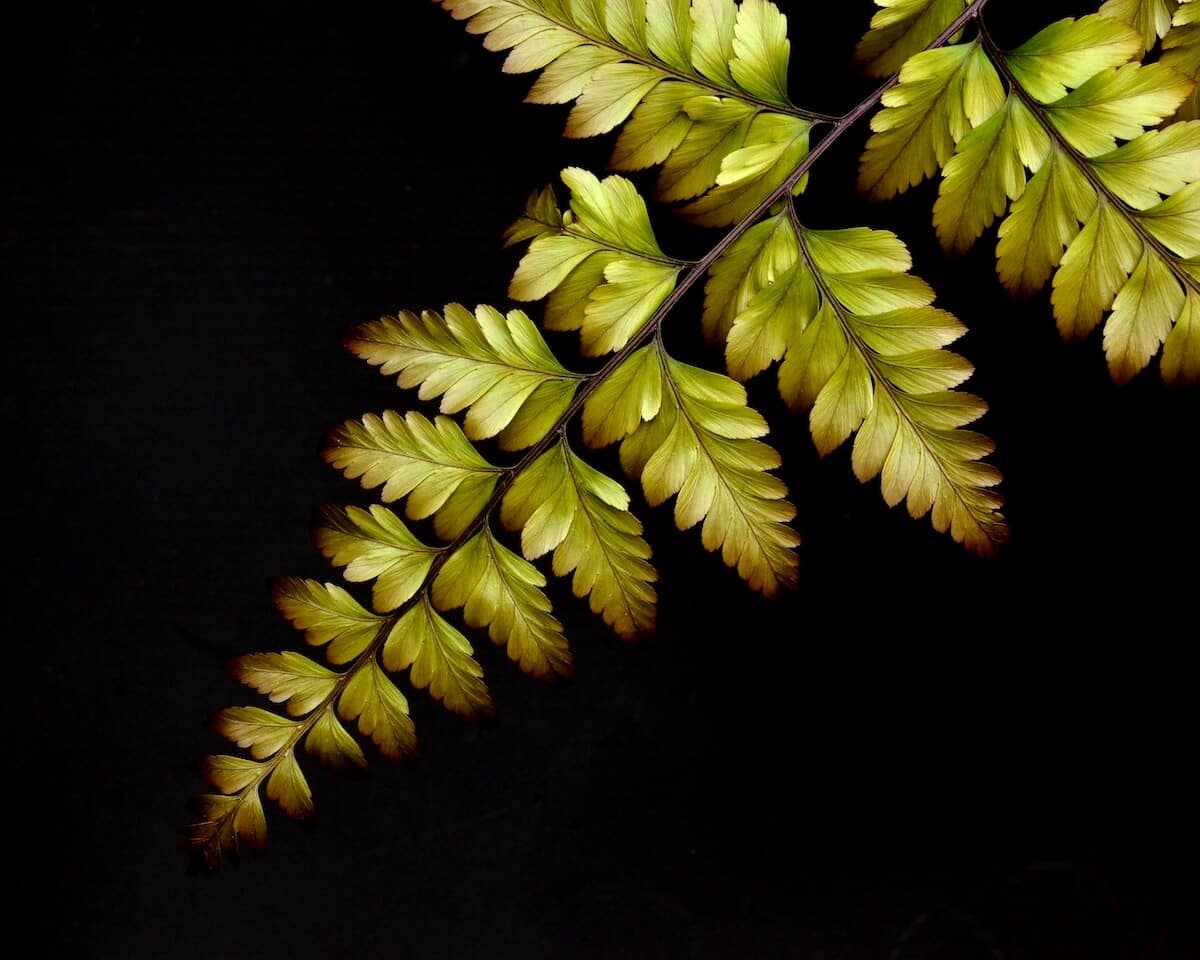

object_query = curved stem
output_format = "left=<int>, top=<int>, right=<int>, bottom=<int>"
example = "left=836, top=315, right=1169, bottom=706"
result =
left=202, top=0, right=995, bottom=856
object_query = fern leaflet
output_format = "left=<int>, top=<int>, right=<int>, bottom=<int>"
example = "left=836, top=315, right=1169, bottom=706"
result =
left=443, top=0, right=835, bottom=223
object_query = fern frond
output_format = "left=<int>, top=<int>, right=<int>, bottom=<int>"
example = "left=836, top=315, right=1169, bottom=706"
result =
left=508, top=167, right=685, bottom=353
left=705, top=204, right=1007, bottom=554
left=432, top=525, right=574, bottom=678
left=442, top=0, right=827, bottom=223
left=501, top=438, right=658, bottom=638
left=855, top=0, right=971, bottom=79
left=860, top=9, right=1200, bottom=383
left=314, top=505, right=440, bottom=612
left=188, top=636, right=421, bottom=865
left=324, top=411, right=505, bottom=539
left=1099, top=0, right=1181, bottom=52
left=1162, top=0, right=1200, bottom=120
left=190, top=0, right=1014, bottom=866
left=586, top=344, right=800, bottom=594
left=347, top=304, right=586, bottom=450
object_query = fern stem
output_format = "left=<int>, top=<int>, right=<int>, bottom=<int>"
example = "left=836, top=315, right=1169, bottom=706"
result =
left=503, top=0, right=841, bottom=124
left=977, top=18, right=1200, bottom=300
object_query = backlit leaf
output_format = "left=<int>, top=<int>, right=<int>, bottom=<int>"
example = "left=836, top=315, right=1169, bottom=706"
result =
left=324, top=411, right=503, bottom=540
left=433, top=526, right=573, bottom=679
left=346, top=304, right=582, bottom=450
left=501, top=440, right=657, bottom=638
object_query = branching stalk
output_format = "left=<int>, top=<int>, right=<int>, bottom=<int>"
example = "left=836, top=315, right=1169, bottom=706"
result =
left=201, top=0, right=995, bottom=853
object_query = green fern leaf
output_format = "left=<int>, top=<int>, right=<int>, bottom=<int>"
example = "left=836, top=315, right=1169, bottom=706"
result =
left=858, top=40, right=1003, bottom=199
left=701, top=212, right=801, bottom=343
left=314, top=504, right=440, bottom=612
left=587, top=345, right=800, bottom=594
left=1162, top=285, right=1200, bottom=380
left=213, top=706, right=299, bottom=760
left=273, top=578, right=387, bottom=665
left=304, top=709, right=368, bottom=771
left=707, top=209, right=1007, bottom=554
left=1004, top=15, right=1142, bottom=104
left=338, top=659, right=418, bottom=760
left=855, top=0, right=970, bottom=78
left=1051, top=197, right=1142, bottom=340
left=1162, top=0, right=1200, bottom=121
left=443, top=0, right=825, bottom=222
left=229, top=651, right=341, bottom=717
left=382, top=597, right=494, bottom=718
left=347, top=304, right=585, bottom=450
left=679, top=110, right=811, bottom=225
left=501, top=439, right=658, bottom=638
left=324, top=411, right=504, bottom=539
left=1045, top=62, right=1192, bottom=156
left=266, top=750, right=315, bottom=819
left=510, top=167, right=684, bottom=354
left=1091, top=120, right=1200, bottom=208
left=201, top=755, right=265, bottom=795
left=995, top=143, right=1095, bottom=295
left=861, top=9, right=1200, bottom=382
left=932, top=96, right=1043, bottom=253
left=433, top=525, right=574, bottom=679
left=1099, top=0, right=1180, bottom=52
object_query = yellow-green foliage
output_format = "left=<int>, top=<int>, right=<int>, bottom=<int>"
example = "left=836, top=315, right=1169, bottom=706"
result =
left=442, top=0, right=824, bottom=224
left=859, top=4, right=1200, bottom=383
left=185, top=0, right=1196, bottom=867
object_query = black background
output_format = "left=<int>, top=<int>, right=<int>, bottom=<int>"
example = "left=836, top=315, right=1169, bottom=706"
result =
left=11, top=1, right=1199, bottom=956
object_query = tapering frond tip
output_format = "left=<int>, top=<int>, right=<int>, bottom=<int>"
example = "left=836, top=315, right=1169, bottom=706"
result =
left=181, top=787, right=268, bottom=871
